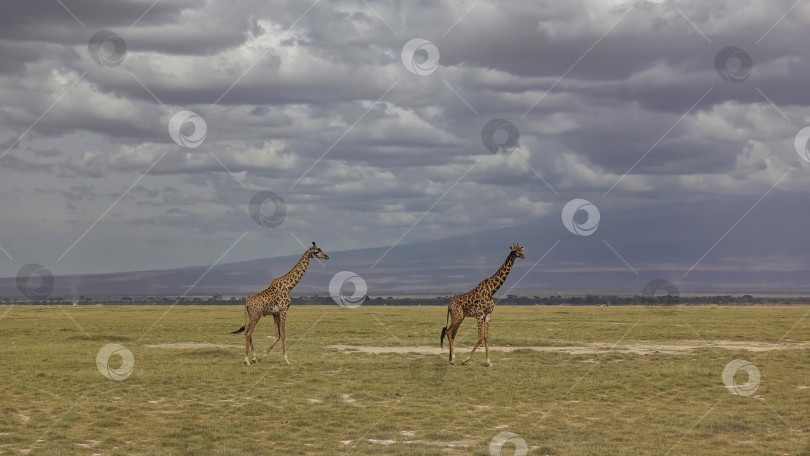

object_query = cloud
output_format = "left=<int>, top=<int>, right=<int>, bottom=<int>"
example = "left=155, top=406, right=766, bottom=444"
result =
left=0, top=0, right=808, bottom=290
left=0, top=154, right=53, bottom=173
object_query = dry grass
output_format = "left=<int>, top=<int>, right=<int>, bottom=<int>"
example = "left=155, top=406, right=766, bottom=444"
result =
left=0, top=304, right=808, bottom=455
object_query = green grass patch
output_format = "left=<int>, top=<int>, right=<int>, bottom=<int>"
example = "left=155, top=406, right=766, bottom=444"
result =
left=0, top=305, right=808, bottom=455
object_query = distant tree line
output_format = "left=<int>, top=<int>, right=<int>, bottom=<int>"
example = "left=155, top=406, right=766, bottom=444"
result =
left=4, top=293, right=810, bottom=306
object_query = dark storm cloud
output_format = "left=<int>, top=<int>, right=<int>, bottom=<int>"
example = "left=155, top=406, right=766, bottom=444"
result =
left=0, top=154, right=52, bottom=173
left=0, top=137, right=20, bottom=150
left=58, top=185, right=102, bottom=202
left=0, top=0, right=809, bottom=289
left=0, top=0, right=197, bottom=41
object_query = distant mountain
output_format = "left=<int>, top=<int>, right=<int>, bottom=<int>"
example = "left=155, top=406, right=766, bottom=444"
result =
left=3, top=195, right=810, bottom=298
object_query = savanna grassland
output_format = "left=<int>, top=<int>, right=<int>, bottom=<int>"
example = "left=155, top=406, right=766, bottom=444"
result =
left=1, top=305, right=809, bottom=455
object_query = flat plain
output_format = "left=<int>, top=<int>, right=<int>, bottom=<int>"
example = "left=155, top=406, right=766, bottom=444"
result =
left=1, top=305, right=808, bottom=455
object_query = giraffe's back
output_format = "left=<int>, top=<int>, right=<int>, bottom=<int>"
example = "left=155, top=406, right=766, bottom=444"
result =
left=246, top=284, right=286, bottom=316
left=450, top=289, right=492, bottom=317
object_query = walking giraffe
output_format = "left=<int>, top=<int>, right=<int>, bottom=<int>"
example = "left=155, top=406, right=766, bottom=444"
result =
left=440, top=243, right=525, bottom=366
left=232, top=242, right=329, bottom=365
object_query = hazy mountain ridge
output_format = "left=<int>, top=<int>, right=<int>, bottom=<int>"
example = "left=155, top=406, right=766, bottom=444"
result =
left=3, top=199, right=810, bottom=298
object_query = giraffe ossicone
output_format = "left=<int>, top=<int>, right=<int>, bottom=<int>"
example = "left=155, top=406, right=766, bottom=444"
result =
left=232, top=242, right=329, bottom=366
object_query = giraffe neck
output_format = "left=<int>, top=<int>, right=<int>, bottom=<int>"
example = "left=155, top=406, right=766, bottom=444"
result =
left=281, top=251, right=312, bottom=291
left=481, top=252, right=517, bottom=297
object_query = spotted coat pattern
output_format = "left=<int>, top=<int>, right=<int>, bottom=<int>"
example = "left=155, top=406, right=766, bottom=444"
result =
left=234, top=242, right=329, bottom=365
left=441, top=243, right=525, bottom=366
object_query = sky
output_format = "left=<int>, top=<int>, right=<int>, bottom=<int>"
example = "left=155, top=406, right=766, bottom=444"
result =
left=2, top=0, right=810, bottom=293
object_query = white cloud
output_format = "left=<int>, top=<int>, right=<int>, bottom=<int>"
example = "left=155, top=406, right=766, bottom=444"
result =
left=1, top=0, right=810, bottom=282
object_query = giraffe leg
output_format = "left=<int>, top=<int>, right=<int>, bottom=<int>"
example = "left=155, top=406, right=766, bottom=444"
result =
left=257, top=314, right=281, bottom=362
left=461, top=319, right=484, bottom=365
left=243, top=326, right=251, bottom=366
left=244, top=318, right=258, bottom=365
left=447, top=326, right=455, bottom=365
left=250, top=333, right=257, bottom=364
left=250, top=315, right=261, bottom=364
left=280, top=312, right=290, bottom=365
left=484, top=318, right=491, bottom=367
left=447, top=316, right=464, bottom=364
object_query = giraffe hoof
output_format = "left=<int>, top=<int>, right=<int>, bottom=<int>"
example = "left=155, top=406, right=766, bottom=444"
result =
left=485, top=362, right=492, bottom=367
left=461, top=360, right=468, bottom=366
left=449, top=360, right=454, bottom=365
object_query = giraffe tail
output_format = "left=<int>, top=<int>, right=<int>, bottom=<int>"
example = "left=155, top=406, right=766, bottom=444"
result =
left=231, top=304, right=248, bottom=334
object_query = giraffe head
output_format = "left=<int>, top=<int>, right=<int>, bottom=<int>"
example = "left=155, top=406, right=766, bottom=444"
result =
left=309, top=242, right=330, bottom=260
left=510, top=243, right=526, bottom=259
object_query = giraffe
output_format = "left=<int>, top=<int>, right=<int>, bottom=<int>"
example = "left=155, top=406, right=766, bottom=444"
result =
left=440, top=243, right=525, bottom=366
left=232, top=242, right=329, bottom=366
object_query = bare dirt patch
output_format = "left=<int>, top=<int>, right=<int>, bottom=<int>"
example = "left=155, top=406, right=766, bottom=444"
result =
left=363, top=438, right=479, bottom=448
left=328, top=341, right=810, bottom=356
left=75, top=440, right=100, bottom=448
left=144, top=342, right=241, bottom=349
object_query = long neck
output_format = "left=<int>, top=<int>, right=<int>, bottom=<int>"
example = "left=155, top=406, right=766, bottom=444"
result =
left=282, top=251, right=312, bottom=290
left=482, top=252, right=517, bottom=297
